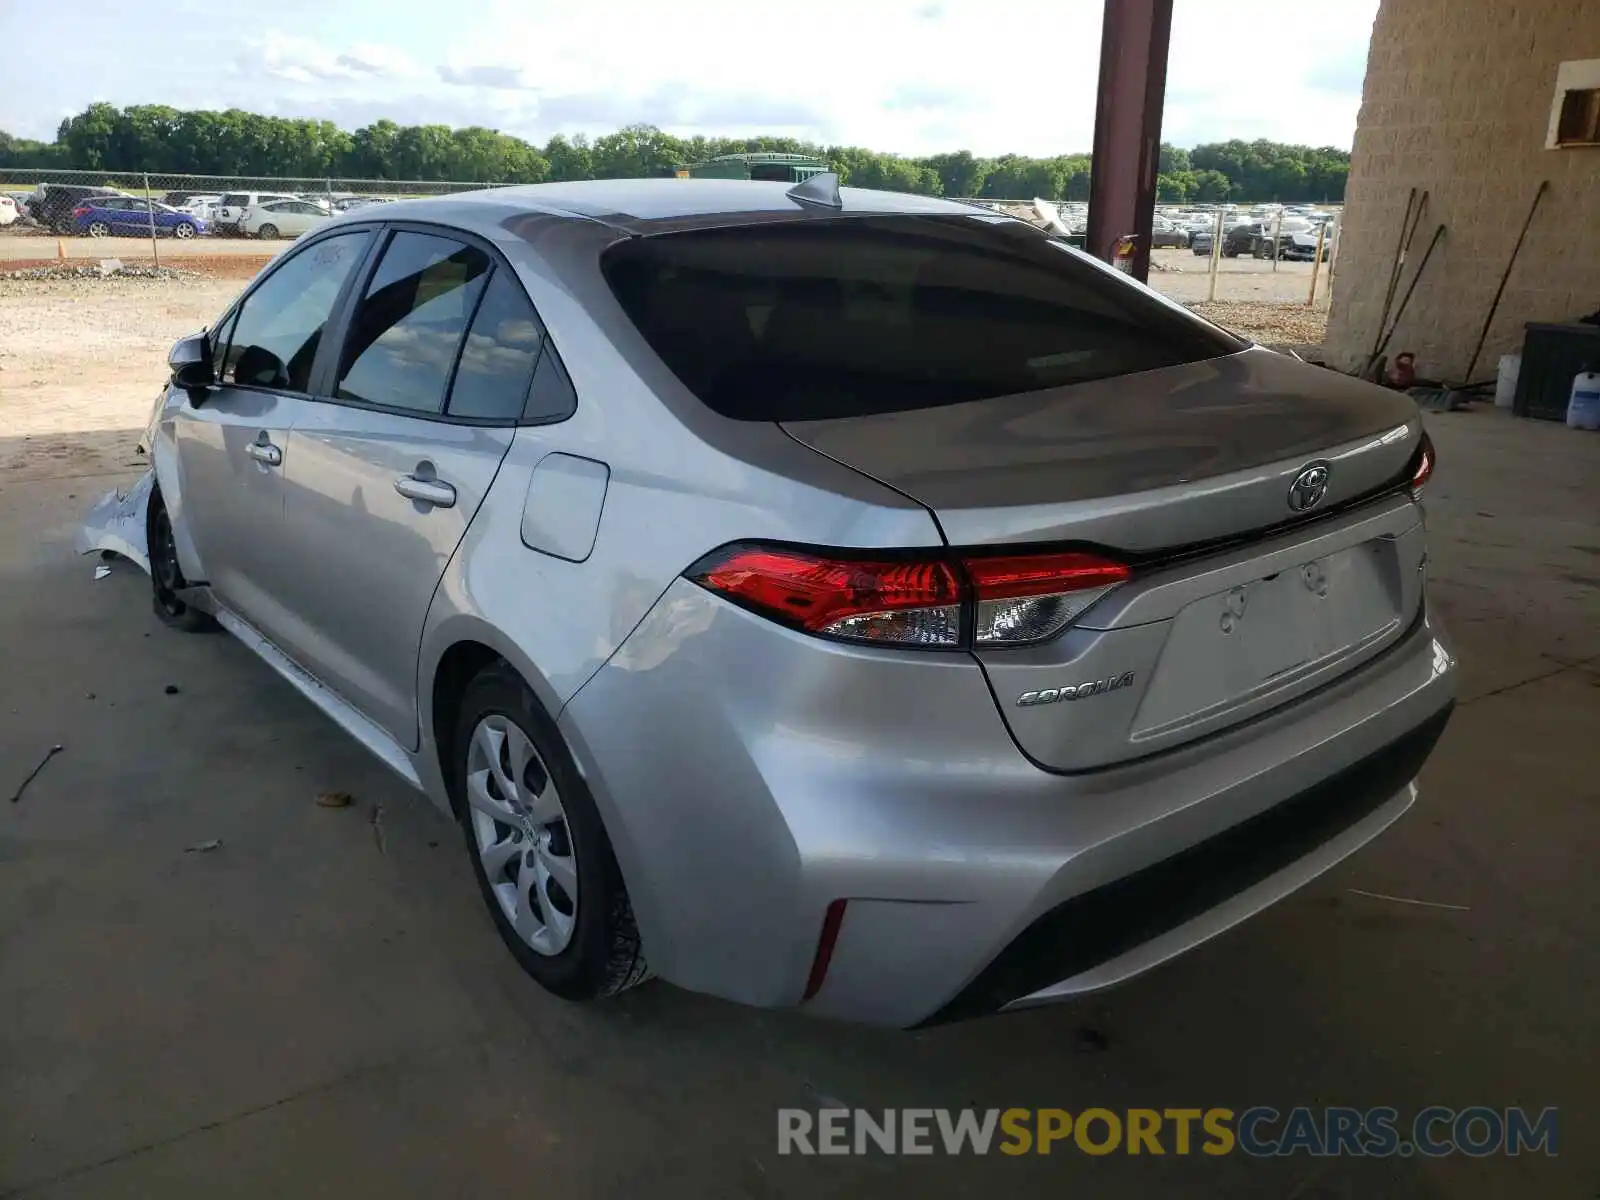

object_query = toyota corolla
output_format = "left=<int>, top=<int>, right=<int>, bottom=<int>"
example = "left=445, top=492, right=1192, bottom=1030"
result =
left=81, top=177, right=1455, bottom=1026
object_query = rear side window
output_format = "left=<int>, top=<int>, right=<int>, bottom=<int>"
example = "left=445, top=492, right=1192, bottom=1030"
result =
left=336, top=231, right=490, bottom=414
left=602, top=216, right=1243, bottom=421
left=221, top=229, right=372, bottom=392
left=221, top=193, right=246, bottom=207
left=446, top=269, right=546, bottom=420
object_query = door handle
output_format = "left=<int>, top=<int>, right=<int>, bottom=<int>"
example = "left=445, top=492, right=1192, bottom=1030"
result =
left=394, top=475, right=457, bottom=509
left=246, top=441, right=282, bottom=467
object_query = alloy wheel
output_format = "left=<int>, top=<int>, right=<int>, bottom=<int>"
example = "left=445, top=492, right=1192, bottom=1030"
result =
left=464, top=714, right=578, bottom=956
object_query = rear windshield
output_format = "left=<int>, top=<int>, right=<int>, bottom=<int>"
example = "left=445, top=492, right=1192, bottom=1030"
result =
left=602, top=216, right=1244, bottom=421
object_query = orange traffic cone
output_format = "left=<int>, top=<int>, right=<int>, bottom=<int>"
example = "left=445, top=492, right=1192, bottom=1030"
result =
left=57, top=239, right=66, bottom=260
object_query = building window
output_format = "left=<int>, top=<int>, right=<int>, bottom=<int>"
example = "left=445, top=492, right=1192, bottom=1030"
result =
left=1555, top=88, right=1600, bottom=147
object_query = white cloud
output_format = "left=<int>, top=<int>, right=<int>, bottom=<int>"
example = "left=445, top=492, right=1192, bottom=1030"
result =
left=5, top=0, right=1380, bottom=152
left=243, top=32, right=424, bottom=86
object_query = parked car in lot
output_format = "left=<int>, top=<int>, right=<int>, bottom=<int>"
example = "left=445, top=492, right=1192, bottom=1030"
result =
left=1281, top=229, right=1332, bottom=261
left=211, top=191, right=298, bottom=234
left=1252, top=218, right=1316, bottom=258
left=238, top=198, right=331, bottom=239
left=1149, top=215, right=1189, bottom=249
left=1220, top=222, right=1267, bottom=257
left=83, top=179, right=1455, bottom=1026
left=181, top=195, right=223, bottom=222
left=26, top=183, right=128, bottom=233
left=336, top=195, right=398, bottom=212
left=0, top=195, right=17, bottom=226
left=72, top=196, right=207, bottom=239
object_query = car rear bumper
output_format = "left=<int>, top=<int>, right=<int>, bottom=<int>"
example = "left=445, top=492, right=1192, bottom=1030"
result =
left=559, top=579, right=1457, bottom=1027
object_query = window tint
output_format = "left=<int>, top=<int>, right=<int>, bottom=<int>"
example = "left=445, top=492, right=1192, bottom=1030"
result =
left=446, top=269, right=546, bottom=420
left=523, top=344, right=577, bottom=424
left=602, top=216, right=1244, bottom=421
left=221, top=230, right=372, bottom=392
left=220, top=193, right=246, bottom=207
left=336, top=231, right=489, bottom=414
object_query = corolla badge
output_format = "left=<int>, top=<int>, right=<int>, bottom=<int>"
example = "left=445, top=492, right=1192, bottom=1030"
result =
left=1287, top=461, right=1331, bottom=512
left=1017, top=672, right=1136, bottom=707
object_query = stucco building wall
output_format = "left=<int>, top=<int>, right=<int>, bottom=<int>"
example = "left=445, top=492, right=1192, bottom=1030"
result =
left=1323, top=0, right=1600, bottom=379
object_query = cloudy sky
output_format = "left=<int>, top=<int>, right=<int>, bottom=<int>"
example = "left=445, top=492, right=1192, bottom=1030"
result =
left=0, top=0, right=1379, bottom=153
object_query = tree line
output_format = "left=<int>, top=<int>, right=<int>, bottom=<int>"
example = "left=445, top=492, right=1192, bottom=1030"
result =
left=0, top=104, right=1350, bottom=203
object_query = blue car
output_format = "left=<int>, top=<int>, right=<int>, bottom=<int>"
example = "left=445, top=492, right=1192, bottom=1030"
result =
left=72, top=197, right=207, bottom=240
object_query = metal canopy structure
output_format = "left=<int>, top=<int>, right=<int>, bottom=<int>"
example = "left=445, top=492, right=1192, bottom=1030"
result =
left=1085, top=0, right=1175, bottom=282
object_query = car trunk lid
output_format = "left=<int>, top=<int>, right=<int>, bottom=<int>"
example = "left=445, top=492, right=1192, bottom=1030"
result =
left=782, top=350, right=1427, bottom=770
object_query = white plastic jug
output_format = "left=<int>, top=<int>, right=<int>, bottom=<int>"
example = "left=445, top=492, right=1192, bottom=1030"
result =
left=1495, top=354, right=1520, bottom=409
left=1568, top=370, right=1600, bottom=431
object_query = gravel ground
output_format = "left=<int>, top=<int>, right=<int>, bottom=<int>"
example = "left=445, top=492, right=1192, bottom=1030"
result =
left=0, top=276, right=243, bottom=480
left=1183, top=301, right=1329, bottom=347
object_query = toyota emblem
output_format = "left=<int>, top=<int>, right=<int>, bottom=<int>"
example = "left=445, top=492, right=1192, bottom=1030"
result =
left=1287, top=462, right=1331, bottom=512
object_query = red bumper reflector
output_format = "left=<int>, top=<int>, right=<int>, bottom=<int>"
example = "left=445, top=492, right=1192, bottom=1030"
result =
left=803, top=899, right=849, bottom=1001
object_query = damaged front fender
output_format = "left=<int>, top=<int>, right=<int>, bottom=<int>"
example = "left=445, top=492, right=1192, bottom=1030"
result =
left=77, top=469, right=154, bottom=575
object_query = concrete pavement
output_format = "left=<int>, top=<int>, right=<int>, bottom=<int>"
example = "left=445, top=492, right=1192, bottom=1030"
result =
left=1, top=408, right=1595, bottom=1198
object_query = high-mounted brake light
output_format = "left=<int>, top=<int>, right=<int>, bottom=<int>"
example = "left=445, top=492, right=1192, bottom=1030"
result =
left=688, top=544, right=1129, bottom=650
left=1409, top=431, right=1435, bottom=501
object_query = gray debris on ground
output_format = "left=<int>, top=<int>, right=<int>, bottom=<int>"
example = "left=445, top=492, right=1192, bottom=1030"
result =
left=0, top=263, right=202, bottom=283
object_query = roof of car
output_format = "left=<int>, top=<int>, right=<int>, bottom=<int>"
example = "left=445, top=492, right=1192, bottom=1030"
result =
left=329, top=178, right=985, bottom=236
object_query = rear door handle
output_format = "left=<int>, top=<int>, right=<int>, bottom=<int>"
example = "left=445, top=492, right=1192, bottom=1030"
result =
left=246, top=441, right=282, bottom=467
left=394, top=475, right=457, bottom=509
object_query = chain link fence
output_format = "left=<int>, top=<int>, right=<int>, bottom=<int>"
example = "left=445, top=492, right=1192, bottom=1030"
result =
left=0, top=168, right=508, bottom=266
left=0, top=167, right=1339, bottom=338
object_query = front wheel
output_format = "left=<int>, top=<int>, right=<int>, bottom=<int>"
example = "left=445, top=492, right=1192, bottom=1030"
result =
left=148, top=487, right=217, bottom=632
left=453, top=662, right=649, bottom=1001
left=173, top=222, right=196, bottom=239
left=256, top=223, right=278, bottom=239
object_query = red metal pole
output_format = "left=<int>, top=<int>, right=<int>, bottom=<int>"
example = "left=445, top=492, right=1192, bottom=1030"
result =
left=1085, top=0, right=1175, bottom=283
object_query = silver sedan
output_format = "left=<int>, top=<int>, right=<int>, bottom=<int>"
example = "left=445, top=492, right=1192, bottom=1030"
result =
left=83, top=178, right=1456, bottom=1026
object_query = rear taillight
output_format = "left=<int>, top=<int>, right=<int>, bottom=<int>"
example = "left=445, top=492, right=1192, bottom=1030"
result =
left=688, top=544, right=1129, bottom=650
left=691, top=545, right=964, bottom=646
left=72, top=205, right=90, bottom=216
left=1409, top=431, right=1435, bottom=501
left=965, top=551, right=1131, bottom=645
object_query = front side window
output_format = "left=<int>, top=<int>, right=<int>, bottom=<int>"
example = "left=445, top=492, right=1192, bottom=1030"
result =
left=335, top=231, right=490, bottom=414
left=221, top=229, right=372, bottom=392
left=602, top=215, right=1244, bottom=422
left=446, top=269, right=546, bottom=420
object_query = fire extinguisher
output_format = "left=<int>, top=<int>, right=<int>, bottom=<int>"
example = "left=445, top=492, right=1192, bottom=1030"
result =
left=1113, top=234, right=1138, bottom=273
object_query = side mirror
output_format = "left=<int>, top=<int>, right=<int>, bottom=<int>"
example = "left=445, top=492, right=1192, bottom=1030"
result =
left=169, top=331, right=215, bottom=392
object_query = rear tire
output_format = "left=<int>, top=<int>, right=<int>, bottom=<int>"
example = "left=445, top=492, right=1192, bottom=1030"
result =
left=256, top=223, right=278, bottom=239
left=87, top=221, right=110, bottom=238
left=451, top=662, right=649, bottom=1001
left=148, top=487, right=217, bottom=633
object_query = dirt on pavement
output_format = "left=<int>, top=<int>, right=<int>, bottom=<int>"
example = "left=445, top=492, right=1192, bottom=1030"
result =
left=0, top=276, right=244, bottom=480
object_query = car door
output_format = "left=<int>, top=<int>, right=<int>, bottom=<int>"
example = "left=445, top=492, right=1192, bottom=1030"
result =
left=275, top=228, right=536, bottom=747
left=286, top=202, right=318, bottom=236
left=171, top=227, right=377, bottom=646
left=112, top=199, right=148, bottom=236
